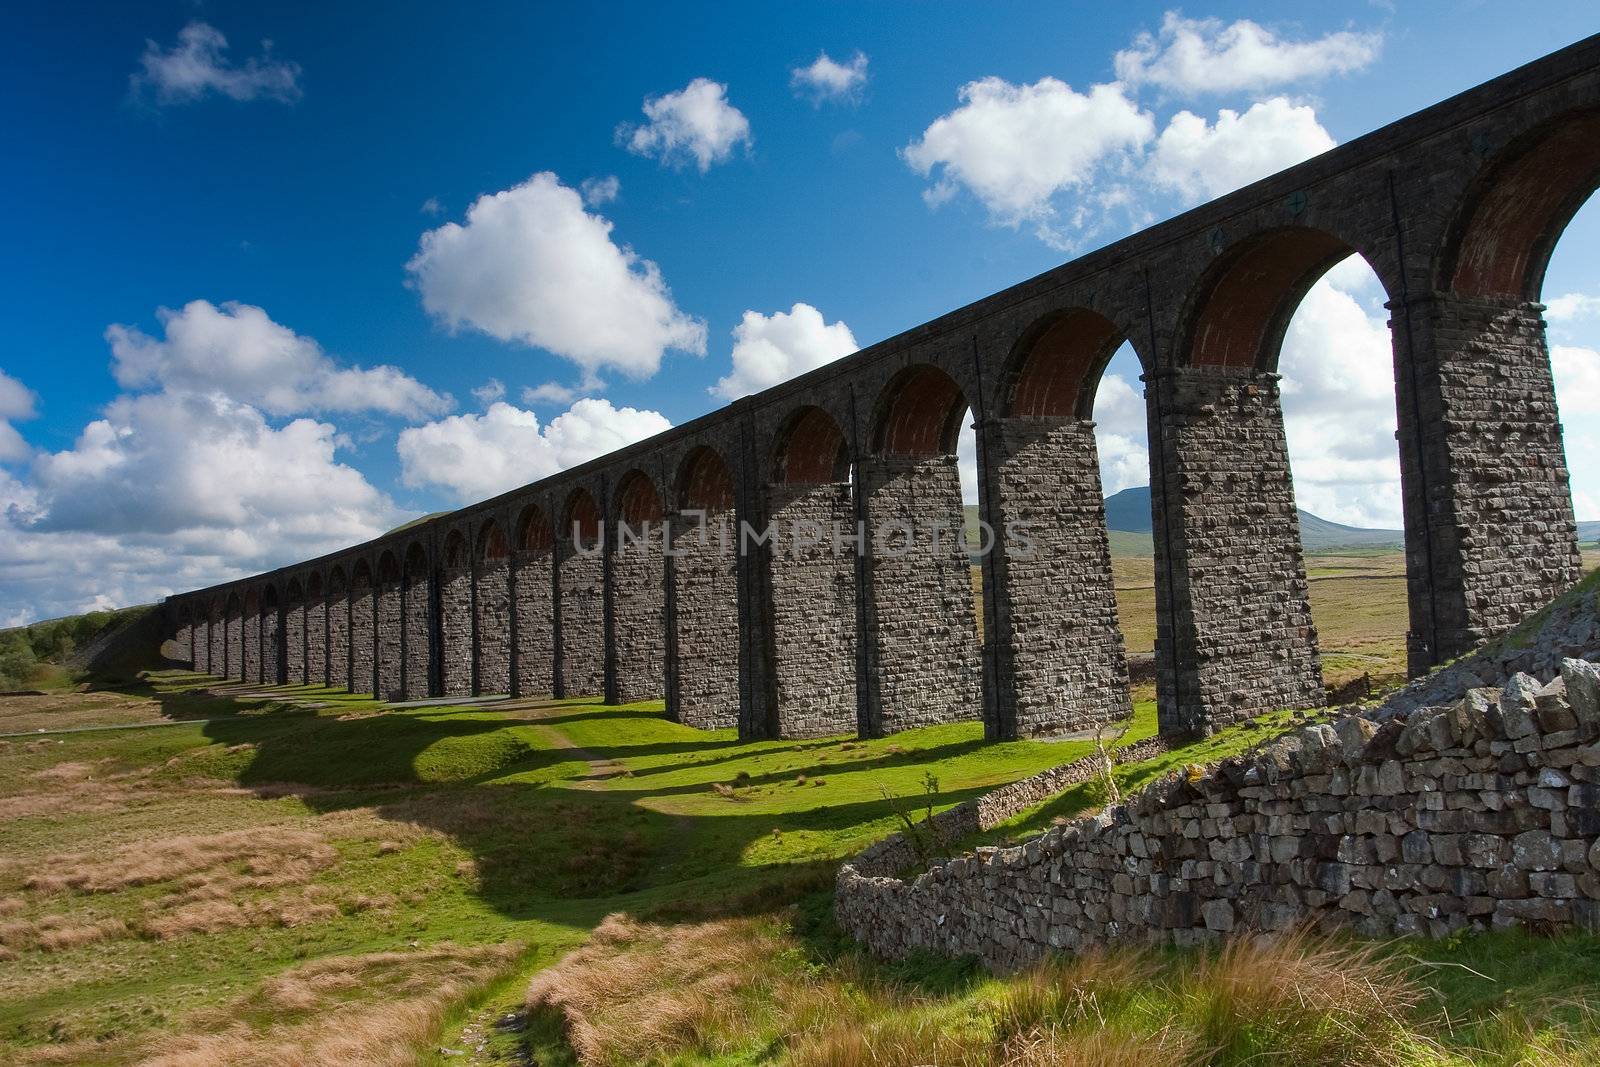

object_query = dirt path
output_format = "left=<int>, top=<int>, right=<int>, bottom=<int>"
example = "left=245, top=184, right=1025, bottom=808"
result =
left=487, top=698, right=628, bottom=788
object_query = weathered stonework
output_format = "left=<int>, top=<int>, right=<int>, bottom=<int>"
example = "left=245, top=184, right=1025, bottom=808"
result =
left=350, top=576, right=375, bottom=696
left=1149, top=369, right=1324, bottom=736
left=377, top=580, right=403, bottom=701
left=305, top=596, right=326, bottom=686
left=439, top=566, right=473, bottom=696
left=326, top=585, right=350, bottom=690
left=243, top=608, right=261, bottom=684
left=402, top=574, right=431, bottom=700
left=208, top=606, right=224, bottom=677
left=763, top=482, right=858, bottom=738
left=558, top=544, right=605, bottom=698
left=668, top=512, right=740, bottom=729
left=861, top=455, right=981, bottom=735
left=285, top=601, right=305, bottom=684
left=476, top=557, right=512, bottom=695
left=840, top=650, right=1600, bottom=970
left=1395, top=295, right=1583, bottom=673
left=515, top=549, right=556, bottom=696
left=984, top=417, right=1132, bottom=739
left=611, top=529, right=666, bottom=704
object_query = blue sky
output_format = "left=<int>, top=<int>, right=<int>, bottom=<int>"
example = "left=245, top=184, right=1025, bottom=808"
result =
left=1, top=1, right=1598, bottom=623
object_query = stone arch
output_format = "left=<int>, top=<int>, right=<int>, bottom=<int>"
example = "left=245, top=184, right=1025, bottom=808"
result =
left=871, top=364, right=968, bottom=457
left=475, top=519, right=512, bottom=695
left=772, top=405, right=849, bottom=485
left=376, top=550, right=403, bottom=701
left=557, top=487, right=606, bottom=697
left=285, top=578, right=306, bottom=684
left=982, top=306, right=1137, bottom=739
left=611, top=469, right=666, bottom=704
left=326, top=566, right=350, bottom=691
left=668, top=445, right=740, bottom=729
left=1002, top=308, right=1127, bottom=419
left=402, top=542, right=432, bottom=700
left=861, top=363, right=980, bottom=735
left=1178, top=226, right=1372, bottom=373
left=349, top=559, right=376, bottom=696
left=304, top=571, right=327, bottom=687
left=763, top=403, right=859, bottom=737
left=1441, top=108, right=1600, bottom=301
left=439, top=529, right=472, bottom=697
left=513, top=503, right=556, bottom=697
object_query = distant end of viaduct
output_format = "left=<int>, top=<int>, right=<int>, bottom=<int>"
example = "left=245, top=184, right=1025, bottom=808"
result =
left=161, top=37, right=1598, bottom=744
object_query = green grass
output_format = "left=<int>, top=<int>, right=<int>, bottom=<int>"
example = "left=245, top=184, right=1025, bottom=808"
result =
left=6, top=659, right=1600, bottom=1065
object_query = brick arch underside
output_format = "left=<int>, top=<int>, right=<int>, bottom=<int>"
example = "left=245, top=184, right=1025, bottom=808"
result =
left=1450, top=110, right=1600, bottom=299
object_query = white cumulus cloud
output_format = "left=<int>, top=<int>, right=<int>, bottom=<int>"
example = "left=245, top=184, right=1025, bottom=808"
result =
left=397, top=398, right=672, bottom=504
left=0, top=368, right=37, bottom=465
left=1115, top=12, right=1382, bottom=96
left=406, top=172, right=707, bottom=381
left=1149, top=97, right=1336, bottom=203
left=106, top=300, right=451, bottom=421
left=130, top=21, right=302, bottom=106
left=792, top=51, right=869, bottom=104
left=712, top=303, right=859, bottom=401
left=902, top=77, right=1154, bottom=245
left=1547, top=291, right=1600, bottom=324
left=620, top=78, right=752, bottom=172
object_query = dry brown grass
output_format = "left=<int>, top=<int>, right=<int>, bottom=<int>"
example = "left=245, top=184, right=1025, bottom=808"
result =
left=527, top=913, right=857, bottom=1065
left=15, top=942, right=522, bottom=1067
left=0, top=914, right=129, bottom=953
left=24, top=826, right=337, bottom=896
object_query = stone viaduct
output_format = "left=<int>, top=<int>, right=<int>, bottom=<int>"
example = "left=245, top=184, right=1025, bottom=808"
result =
left=162, top=39, right=1596, bottom=743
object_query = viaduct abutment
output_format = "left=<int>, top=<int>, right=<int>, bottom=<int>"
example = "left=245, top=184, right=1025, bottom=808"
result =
left=162, top=39, right=1597, bottom=742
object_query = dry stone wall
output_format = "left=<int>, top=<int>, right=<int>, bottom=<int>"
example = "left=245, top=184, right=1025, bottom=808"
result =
left=984, top=417, right=1132, bottom=738
left=861, top=456, right=981, bottom=735
left=839, top=586, right=1600, bottom=970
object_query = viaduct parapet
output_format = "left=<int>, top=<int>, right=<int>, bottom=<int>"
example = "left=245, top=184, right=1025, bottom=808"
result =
left=162, top=38, right=1598, bottom=742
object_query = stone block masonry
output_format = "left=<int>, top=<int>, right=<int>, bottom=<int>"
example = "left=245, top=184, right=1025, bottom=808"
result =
left=476, top=557, right=512, bottom=695
left=285, top=601, right=305, bottom=684
left=861, top=455, right=981, bottom=736
left=439, top=566, right=472, bottom=696
left=326, top=589, right=350, bottom=690
left=763, top=482, right=859, bottom=739
left=610, top=534, right=666, bottom=704
left=162, top=41, right=1597, bottom=745
left=558, top=546, right=605, bottom=698
left=984, top=417, right=1132, bottom=739
left=1149, top=369, right=1324, bottom=737
left=1395, top=295, right=1584, bottom=673
left=838, top=589, right=1600, bottom=969
left=669, top=513, right=740, bottom=729
left=377, top=583, right=402, bottom=701
left=515, top=550, right=555, bottom=696
left=349, top=580, right=375, bottom=696
left=402, top=576, right=431, bottom=700
left=306, top=597, right=326, bottom=688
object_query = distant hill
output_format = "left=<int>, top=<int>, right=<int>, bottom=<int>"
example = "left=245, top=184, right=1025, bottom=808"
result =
left=1581, top=521, right=1600, bottom=546
left=964, top=487, right=1409, bottom=557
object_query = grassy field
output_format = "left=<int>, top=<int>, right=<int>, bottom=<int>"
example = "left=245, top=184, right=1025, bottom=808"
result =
left=4, top=671, right=1600, bottom=1065
left=977, top=549, right=1600, bottom=695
